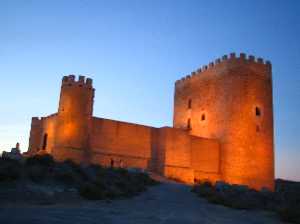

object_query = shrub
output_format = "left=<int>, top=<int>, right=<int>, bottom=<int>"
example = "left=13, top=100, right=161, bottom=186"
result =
left=0, top=158, right=21, bottom=181
left=63, top=161, right=95, bottom=182
left=94, top=177, right=106, bottom=189
left=113, top=178, right=134, bottom=197
left=193, top=181, right=268, bottom=210
left=207, top=194, right=226, bottom=205
left=193, top=179, right=300, bottom=224
left=135, top=172, right=159, bottom=186
left=192, top=182, right=214, bottom=198
left=79, top=183, right=106, bottom=200
left=116, top=167, right=129, bottom=176
left=52, top=163, right=79, bottom=185
left=80, top=165, right=100, bottom=183
left=26, top=154, right=54, bottom=167
left=278, top=204, right=300, bottom=224
left=27, top=165, right=46, bottom=183
left=63, top=159, right=79, bottom=170
left=1, top=155, right=158, bottom=201
left=88, top=164, right=104, bottom=177
left=105, top=185, right=123, bottom=199
left=276, top=179, right=300, bottom=223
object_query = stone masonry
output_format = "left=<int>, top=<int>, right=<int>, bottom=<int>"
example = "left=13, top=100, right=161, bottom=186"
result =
left=27, top=53, right=275, bottom=190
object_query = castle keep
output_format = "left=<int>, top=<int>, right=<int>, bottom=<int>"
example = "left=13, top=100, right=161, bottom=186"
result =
left=27, top=53, right=275, bottom=190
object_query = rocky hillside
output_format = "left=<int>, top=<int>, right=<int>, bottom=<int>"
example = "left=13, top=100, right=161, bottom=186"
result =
left=0, top=154, right=158, bottom=204
left=192, top=180, right=300, bottom=223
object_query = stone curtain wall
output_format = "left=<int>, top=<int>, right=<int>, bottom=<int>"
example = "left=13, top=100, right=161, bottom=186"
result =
left=191, top=136, right=221, bottom=183
left=90, top=118, right=154, bottom=169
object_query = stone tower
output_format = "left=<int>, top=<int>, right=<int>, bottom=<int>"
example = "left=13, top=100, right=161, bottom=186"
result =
left=173, top=53, right=274, bottom=190
left=52, top=75, right=95, bottom=162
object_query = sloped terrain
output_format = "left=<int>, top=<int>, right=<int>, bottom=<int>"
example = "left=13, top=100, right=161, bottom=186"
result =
left=0, top=182, right=283, bottom=224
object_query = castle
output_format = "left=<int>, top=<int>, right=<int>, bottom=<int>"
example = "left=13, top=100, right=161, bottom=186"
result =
left=27, top=53, right=275, bottom=191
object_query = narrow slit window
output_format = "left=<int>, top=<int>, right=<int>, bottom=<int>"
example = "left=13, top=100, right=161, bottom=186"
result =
left=201, top=114, right=206, bottom=121
left=42, top=133, right=48, bottom=150
left=187, top=118, right=191, bottom=130
left=255, top=107, right=261, bottom=116
left=188, top=99, right=192, bottom=109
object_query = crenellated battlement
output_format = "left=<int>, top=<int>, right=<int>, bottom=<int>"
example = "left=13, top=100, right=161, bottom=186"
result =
left=175, top=53, right=272, bottom=86
left=62, top=75, right=93, bottom=88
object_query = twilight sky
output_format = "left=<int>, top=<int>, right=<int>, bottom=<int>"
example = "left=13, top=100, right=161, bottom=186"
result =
left=0, top=0, right=299, bottom=181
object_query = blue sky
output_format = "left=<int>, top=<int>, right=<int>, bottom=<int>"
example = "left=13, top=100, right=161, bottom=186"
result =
left=0, top=0, right=299, bottom=181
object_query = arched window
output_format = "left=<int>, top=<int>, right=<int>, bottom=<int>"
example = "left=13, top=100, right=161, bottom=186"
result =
left=42, top=133, right=48, bottom=150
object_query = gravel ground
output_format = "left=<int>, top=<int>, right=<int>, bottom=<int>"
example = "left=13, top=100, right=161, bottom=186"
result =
left=0, top=182, right=284, bottom=224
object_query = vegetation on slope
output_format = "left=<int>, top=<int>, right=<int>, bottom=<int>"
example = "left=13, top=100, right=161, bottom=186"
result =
left=0, top=155, right=159, bottom=203
left=192, top=180, right=300, bottom=224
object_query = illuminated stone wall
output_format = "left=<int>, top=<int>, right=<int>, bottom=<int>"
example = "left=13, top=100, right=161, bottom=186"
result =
left=155, top=127, right=220, bottom=183
left=27, top=58, right=275, bottom=191
left=191, top=136, right=221, bottom=183
left=90, top=117, right=154, bottom=169
left=174, top=53, right=274, bottom=190
left=28, top=117, right=43, bottom=154
left=28, top=114, right=57, bottom=154
left=54, top=75, right=94, bottom=154
left=157, top=127, right=195, bottom=183
left=40, top=114, right=57, bottom=154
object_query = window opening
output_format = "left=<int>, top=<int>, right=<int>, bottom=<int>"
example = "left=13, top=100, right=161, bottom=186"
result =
left=256, top=107, right=261, bottom=116
left=187, top=118, right=191, bottom=130
left=188, top=99, right=192, bottom=109
left=42, top=133, right=48, bottom=150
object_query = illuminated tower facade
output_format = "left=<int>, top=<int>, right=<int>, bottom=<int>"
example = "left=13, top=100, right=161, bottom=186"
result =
left=174, top=53, right=274, bottom=190
left=52, top=75, right=95, bottom=162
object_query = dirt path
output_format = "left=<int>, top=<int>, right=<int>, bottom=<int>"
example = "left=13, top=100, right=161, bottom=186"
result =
left=0, top=183, right=283, bottom=224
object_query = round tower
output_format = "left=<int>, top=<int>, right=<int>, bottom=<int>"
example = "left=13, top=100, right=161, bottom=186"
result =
left=53, top=75, right=95, bottom=162
left=174, top=53, right=274, bottom=190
